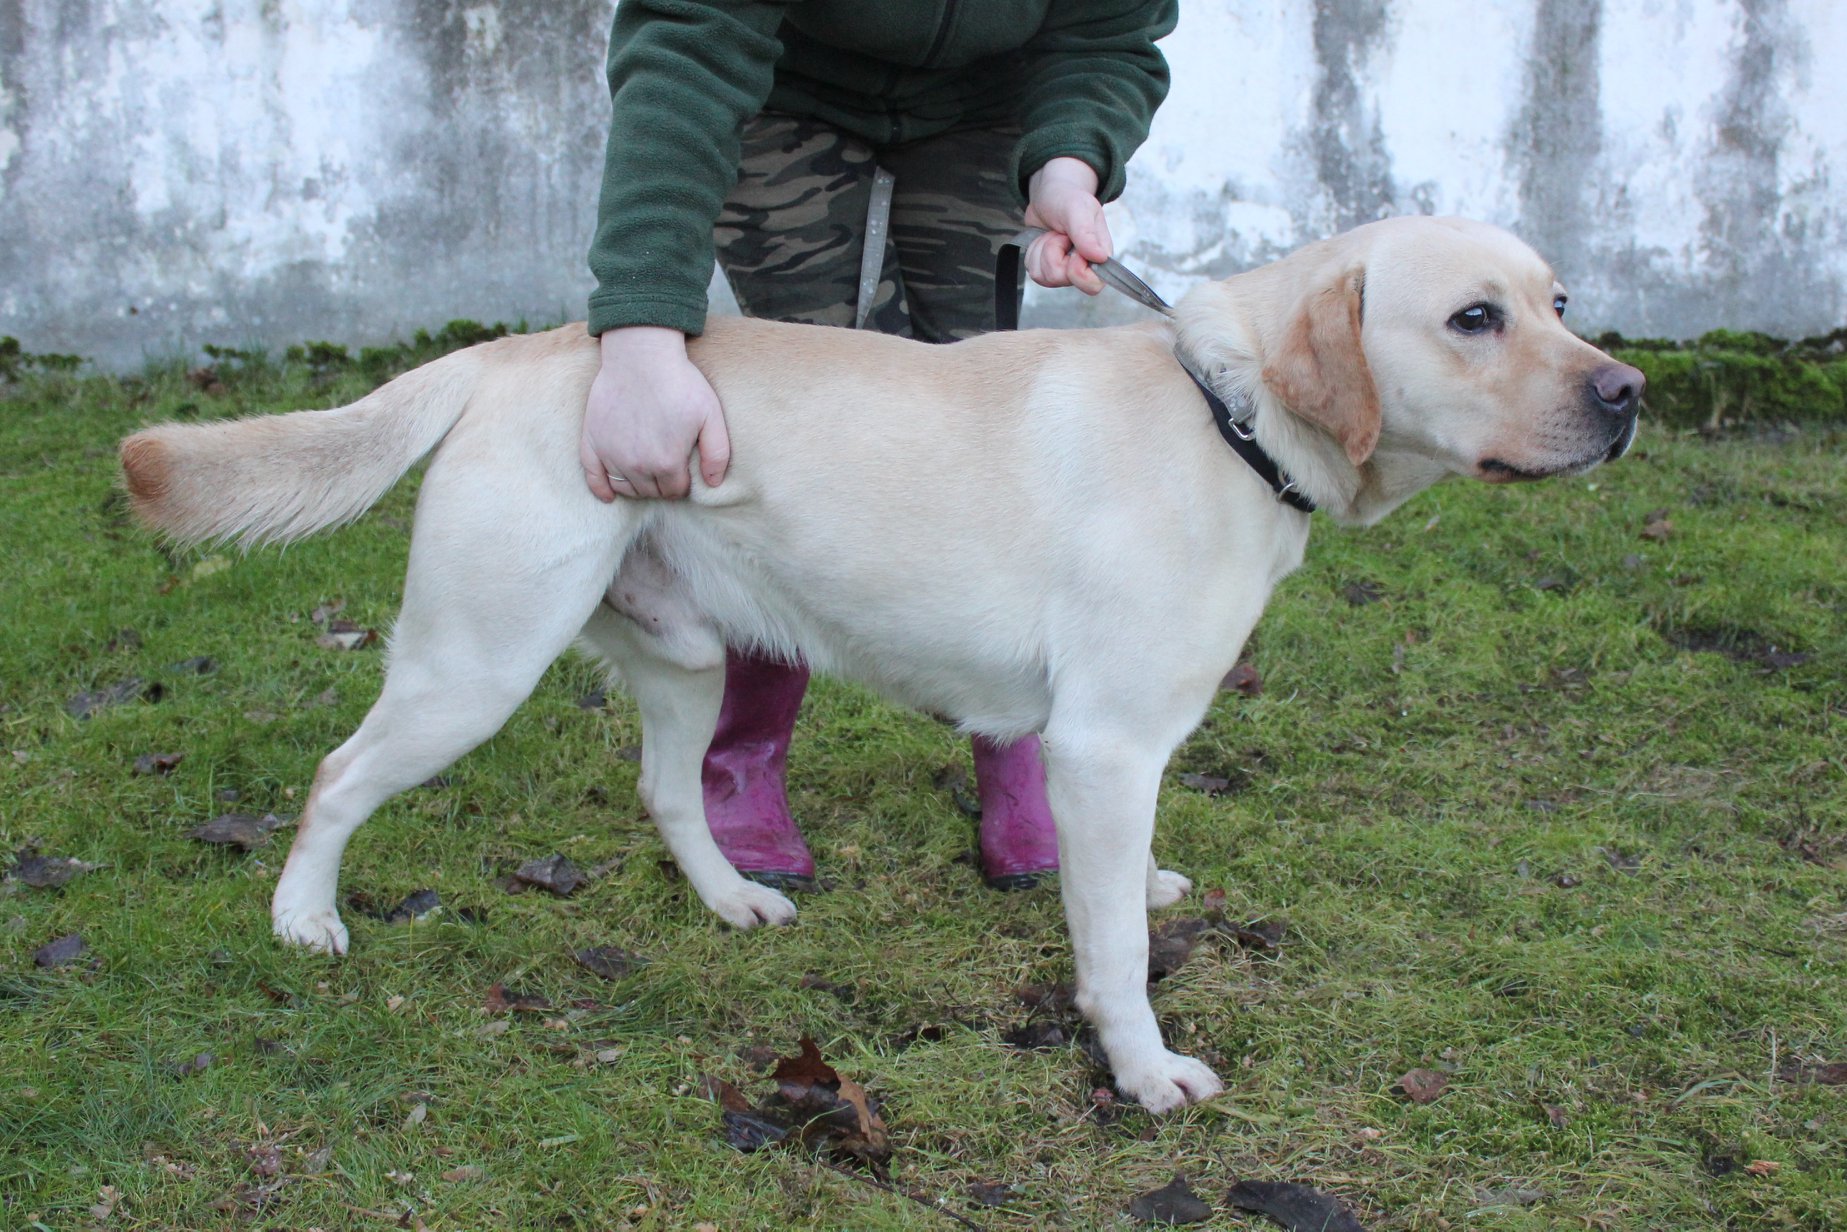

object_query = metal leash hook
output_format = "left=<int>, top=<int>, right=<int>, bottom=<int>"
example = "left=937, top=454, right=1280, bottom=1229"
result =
left=1002, top=226, right=1177, bottom=322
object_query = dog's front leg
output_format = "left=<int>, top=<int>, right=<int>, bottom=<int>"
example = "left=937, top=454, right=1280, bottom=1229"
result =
left=1043, top=728, right=1223, bottom=1114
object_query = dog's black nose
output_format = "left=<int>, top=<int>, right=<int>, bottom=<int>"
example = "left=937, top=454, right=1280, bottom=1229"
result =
left=1590, top=362, right=1645, bottom=417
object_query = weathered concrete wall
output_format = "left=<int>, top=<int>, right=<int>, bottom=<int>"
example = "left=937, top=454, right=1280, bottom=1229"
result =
left=2, top=1, right=1842, bottom=368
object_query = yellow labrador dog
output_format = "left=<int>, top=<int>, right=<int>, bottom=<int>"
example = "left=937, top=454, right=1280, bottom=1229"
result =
left=120, top=217, right=1639, bottom=1113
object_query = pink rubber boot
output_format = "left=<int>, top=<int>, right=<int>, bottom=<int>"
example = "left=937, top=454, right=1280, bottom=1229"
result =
left=972, top=733, right=1061, bottom=890
left=701, top=648, right=817, bottom=889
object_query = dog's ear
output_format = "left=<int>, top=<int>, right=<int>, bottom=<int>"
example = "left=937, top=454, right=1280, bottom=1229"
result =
left=1260, top=266, right=1380, bottom=467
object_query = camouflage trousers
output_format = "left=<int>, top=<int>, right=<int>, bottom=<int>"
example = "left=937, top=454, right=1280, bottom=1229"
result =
left=715, top=114, right=1024, bottom=342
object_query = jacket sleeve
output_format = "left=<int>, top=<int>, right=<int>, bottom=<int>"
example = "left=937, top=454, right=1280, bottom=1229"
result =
left=587, top=0, right=794, bottom=337
left=1010, top=0, right=1177, bottom=206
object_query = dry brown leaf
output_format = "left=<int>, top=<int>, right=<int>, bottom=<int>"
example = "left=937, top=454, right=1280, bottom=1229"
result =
left=1394, top=1068, right=1450, bottom=1104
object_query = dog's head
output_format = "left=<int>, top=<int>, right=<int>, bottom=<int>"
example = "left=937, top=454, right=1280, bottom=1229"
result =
left=1181, top=216, right=1641, bottom=524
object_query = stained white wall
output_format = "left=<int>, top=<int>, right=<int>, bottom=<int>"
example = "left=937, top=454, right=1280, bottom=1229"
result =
left=1, top=1, right=1841, bottom=368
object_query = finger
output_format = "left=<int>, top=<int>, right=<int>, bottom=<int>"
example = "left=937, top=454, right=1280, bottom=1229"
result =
left=1027, top=233, right=1073, bottom=288
left=605, top=469, right=637, bottom=500
left=656, top=462, right=692, bottom=501
left=1069, top=203, right=1113, bottom=265
left=584, top=467, right=617, bottom=502
left=1067, top=248, right=1105, bottom=295
left=624, top=468, right=665, bottom=501
left=697, top=410, right=732, bottom=488
left=580, top=438, right=618, bottom=503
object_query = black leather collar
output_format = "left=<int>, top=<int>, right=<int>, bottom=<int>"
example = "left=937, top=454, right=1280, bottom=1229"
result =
left=1187, top=371, right=1317, bottom=513
left=995, top=231, right=1314, bottom=514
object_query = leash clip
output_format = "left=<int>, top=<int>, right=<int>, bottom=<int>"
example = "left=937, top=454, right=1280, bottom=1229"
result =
left=1225, top=406, right=1257, bottom=443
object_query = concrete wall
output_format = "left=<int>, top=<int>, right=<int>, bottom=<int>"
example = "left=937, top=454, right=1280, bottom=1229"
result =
left=2, top=1, right=1842, bottom=369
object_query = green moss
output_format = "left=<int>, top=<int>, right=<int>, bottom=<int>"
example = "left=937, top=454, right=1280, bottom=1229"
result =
left=1604, top=329, right=1847, bottom=430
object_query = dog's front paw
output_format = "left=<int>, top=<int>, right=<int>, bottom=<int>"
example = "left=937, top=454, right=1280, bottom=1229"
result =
left=273, top=907, right=350, bottom=956
left=706, top=880, right=798, bottom=930
left=1115, top=1050, right=1223, bottom=1114
left=1146, top=867, right=1192, bottom=909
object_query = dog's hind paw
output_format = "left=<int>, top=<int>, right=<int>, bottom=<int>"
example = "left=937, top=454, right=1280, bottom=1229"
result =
left=273, top=908, right=350, bottom=956
left=1116, top=1050, right=1223, bottom=1114
left=707, top=880, right=799, bottom=930
left=1146, top=867, right=1192, bottom=909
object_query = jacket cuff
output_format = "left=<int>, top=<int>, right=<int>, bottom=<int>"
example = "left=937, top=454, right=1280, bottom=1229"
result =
left=586, top=294, right=711, bottom=338
left=1012, top=128, right=1122, bottom=210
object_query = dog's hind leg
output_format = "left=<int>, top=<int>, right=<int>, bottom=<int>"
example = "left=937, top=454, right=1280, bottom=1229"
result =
left=272, top=490, right=632, bottom=954
left=1042, top=714, right=1224, bottom=1114
left=578, top=592, right=798, bottom=930
left=1146, top=855, right=1193, bottom=910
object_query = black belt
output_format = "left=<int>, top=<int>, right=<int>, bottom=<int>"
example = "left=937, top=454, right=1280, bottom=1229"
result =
left=995, top=228, right=1315, bottom=515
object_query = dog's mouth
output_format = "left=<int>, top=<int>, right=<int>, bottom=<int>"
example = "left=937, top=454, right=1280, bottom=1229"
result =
left=1478, top=415, right=1638, bottom=482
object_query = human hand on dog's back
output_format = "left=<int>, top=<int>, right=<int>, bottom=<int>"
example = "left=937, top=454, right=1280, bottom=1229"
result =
left=1023, top=156, right=1113, bottom=297
left=580, top=155, right=1110, bottom=503
left=580, top=325, right=731, bottom=502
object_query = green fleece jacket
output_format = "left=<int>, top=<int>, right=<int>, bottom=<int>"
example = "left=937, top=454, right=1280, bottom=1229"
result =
left=586, top=0, right=1176, bottom=337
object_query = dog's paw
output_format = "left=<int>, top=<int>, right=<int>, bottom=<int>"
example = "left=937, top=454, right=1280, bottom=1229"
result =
left=707, top=880, right=798, bottom=930
left=1146, top=867, right=1192, bottom=909
left=273, top=907, right=350, bottom=956
left=1116, top=1050, right=1223, bottom=1114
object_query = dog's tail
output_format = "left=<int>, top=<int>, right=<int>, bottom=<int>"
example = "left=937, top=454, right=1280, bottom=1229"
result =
left=120, top=348, right=482, bottom=547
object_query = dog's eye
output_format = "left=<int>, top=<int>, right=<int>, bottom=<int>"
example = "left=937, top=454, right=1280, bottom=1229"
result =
left=1553, top=295, right=1568, bottom=319
left=1449, top=304, right=1499, bottom=335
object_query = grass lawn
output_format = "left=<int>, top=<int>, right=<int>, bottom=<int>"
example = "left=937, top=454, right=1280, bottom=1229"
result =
left=1, top=343, right=1842, bottom=1230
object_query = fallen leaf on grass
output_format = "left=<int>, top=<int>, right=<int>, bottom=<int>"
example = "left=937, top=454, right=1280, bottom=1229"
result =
left=709, top=1075, right=791, bottom=1152
left=167, top=656, right=217, bottom=676
left=507, top=854, right=583, bottom=896
left=1220, top=662, right=1263, bottom=696
left=441, top=1165, right=484, bottom=1182
left=7, top=847, right=100, bottom=889
left=1226, top=1180, right=1368, bottom=1232
left=89, top=1184, right=123, bottom=1222
left=166, top=1052, right=214, bottom=1078
left=34, top=933, right=86, bottom=967
left=1342, top=580, right=1385, bottom=607
left=1744, top=1160, right=1780, bottom=1177
left=1393, top=1068, right=1450, bottom=1104
left=133, top=751, right=184, bottom=775
left=66, top=677, right=160, bottom=719
left=1128, top=1174, right=1213, bottom=1223
left=315, top=620, right=377, bottom=651
left=210, top=1181, right=286, bottom=1218
left=309, top=599, right=346, bottom=624
left=244, top=1143, right=282, bottom=1176
left=484, top=983, right=552, bottom=1014
left=1542, top=1103, right=1569, bottom=1129
left=1776, top=1062, right=1847, bottom=1085
left=967, top=1181, right=1018, bottom=1207
left=1599, top=847, right=1642, bottom=875
left=189, top=813, right=292, bottom=851
left=383, top=889, right=442, bottom=923
left=1640, top=509, right=1673, bottom=541
left=573, top=945, right=643, bottom=981
left=1148, top=918, right=1209, bottom=981
left=1177, top=772, right=1231, bottom=796
left=1002, top=1019, right=1067, bottom=1050
left=704, top=1037, right=890, bottom=1170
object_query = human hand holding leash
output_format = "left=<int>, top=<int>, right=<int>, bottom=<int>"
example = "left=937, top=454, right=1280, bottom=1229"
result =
left=1023, top=156, right=1112, bottom=295
left=581, top=326, right=731, bottom=501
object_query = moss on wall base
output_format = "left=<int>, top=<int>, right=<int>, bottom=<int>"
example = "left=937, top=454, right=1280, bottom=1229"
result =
left=1601, top=328, right=1847, bottom=429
